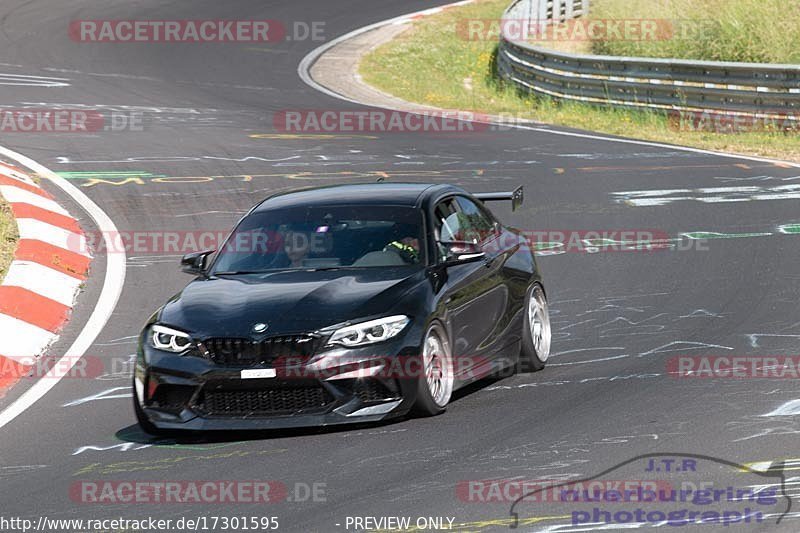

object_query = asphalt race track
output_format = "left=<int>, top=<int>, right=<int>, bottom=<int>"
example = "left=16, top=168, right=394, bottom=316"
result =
left=0, top=1, right=799, bottom=531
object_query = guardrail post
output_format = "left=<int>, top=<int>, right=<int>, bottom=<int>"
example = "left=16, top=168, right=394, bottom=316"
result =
left=559, top=0, right=575, bottom=21
left=536, top=0, right=557, bottom=35
left=538, top=0, right=549, bottom=26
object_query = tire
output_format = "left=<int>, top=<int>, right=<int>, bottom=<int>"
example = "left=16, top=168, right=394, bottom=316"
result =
left=519, top=284, right=551, bottom=373
left=412, top=322, right=454, bottom=416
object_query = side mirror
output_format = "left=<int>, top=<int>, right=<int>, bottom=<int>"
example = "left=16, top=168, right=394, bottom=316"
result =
left=441, top=240, right=485, bottom=265
left=181, top=250, right=214, bottom=275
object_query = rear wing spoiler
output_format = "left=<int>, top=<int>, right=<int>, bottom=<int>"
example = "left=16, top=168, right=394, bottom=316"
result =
left=474, top=186, right=524, bottom=211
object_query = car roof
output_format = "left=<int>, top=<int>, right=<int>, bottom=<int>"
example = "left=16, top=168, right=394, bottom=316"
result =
left=253, top=182, right=467, bottom=211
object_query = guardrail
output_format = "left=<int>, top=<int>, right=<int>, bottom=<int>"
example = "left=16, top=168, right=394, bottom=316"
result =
left=496, top=0, right=800, bottom=120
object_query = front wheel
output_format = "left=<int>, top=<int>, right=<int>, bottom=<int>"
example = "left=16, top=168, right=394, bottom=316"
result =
left=519, top=284, right=551, bottom=372
left=412, top=323, right=454, bottom=416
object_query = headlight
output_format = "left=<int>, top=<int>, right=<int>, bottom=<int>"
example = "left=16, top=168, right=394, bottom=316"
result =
left=328, top=315, right=410, bottom=347
left=150, top=324, right=193, bottom=353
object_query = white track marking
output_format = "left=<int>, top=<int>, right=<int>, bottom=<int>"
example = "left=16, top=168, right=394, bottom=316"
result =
left=0, top=314, right=54, bottom=362
left=297, top=2, right=800, bottom=169
left=762, top=400, right=800, bottom=417
left=62, top=386, right=133, bottom=407
left=549, top=354, right=630, bottom=366
left=0, top=146, right=126, bottom=430
left=0, top=185, right=68, bottom=214
left=0, top=73, right=70, bottom=87
left=3, top=261, right=83, bottom=307
left=15, top=218, right=89, bottom=256
left=747, top=333, right=800, bottom=348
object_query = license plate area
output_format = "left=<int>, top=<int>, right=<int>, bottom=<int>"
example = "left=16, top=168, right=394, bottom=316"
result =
left=240, top=368, right=277, bottom=380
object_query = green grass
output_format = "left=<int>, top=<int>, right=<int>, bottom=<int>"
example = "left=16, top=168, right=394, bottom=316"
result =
left=359, top=0, right=800, bottom=161
left=589, top=0, right=800, bottom=63
left=0, top=197, right=17, bottom=283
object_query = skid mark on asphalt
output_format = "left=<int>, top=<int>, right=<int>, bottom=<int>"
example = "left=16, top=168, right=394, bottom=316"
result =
left=572, top=162, right=784, bottom=173
left=55, top=155, right=303, bottom=164
left=56, top=169, right=515, bottom=187
left=14, top=101, right=246, bottom=126
left=547, top=296, right=736, bottom=357
left=52, top=152, right=534, bottom=166
left=62, top=386, right=131, bottom=407
left=485, top=373, right=661, bottom=391
left=637, top=341, right=734, bottom=358
left=555, top=151, right=723, bottom=161
left=548, top=354, right=630, bottom=366
left=550, top=347, right=625, bottom=358
left=747, top=333, right=800, bottom=348
left=173, top=210, right=246, bottom=218
left=0, top=465, right=49, bottom=479
left=613, top=183, right=800, bottom=206
left=726, top=398, right=800, bottom=441
left=94, top=335, right=138, bottom=346
left=731, top=424, right=800, bottom=443
left=127, top=255, right=185, bottom=269
left=251, top=133, right=379, bottom=140
left=71, top=448, right=287, bottom=476
left=716, top=174, right=800, bottom=182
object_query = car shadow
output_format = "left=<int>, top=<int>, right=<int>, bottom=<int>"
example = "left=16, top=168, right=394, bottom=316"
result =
left=117, top=368, right=518, bottom=444
left=115, top=417, right=407, bottom=445
left=451, top=373, right=509, bottom=403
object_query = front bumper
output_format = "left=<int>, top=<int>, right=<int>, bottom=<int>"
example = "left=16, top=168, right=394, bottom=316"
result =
left=135, top=333, right=422, bottom=431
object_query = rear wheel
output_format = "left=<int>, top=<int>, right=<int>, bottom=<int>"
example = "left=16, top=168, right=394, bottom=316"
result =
left=412, top=323, right=454, bottom=416
left=519, top=284, right=551, bottom=372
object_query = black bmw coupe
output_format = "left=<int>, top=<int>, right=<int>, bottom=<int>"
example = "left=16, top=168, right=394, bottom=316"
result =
left=134, top=183, right=551, bottom=433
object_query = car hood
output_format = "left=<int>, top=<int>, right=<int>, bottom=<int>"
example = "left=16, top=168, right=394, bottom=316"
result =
left=158, top=267, right=427, bottom=338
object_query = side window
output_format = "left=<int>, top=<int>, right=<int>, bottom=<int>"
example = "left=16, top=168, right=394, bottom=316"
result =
left=454, top=196, right=495, bottom=244
left=434, top=199, right=457, bottom=240
left=433, top=199, right=459, bottom=260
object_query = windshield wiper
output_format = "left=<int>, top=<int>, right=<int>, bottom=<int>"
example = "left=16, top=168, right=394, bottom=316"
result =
left=213, top=270, right=272, bottom=275
left=214, top=267, right=344, bottom=275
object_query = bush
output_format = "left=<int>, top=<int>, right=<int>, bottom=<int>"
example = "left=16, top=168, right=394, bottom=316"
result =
left=589, top=0, right=800, bottom=63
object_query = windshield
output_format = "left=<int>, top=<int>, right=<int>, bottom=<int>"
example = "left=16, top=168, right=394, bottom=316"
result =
left=211, top=204, right=425, bottom=274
